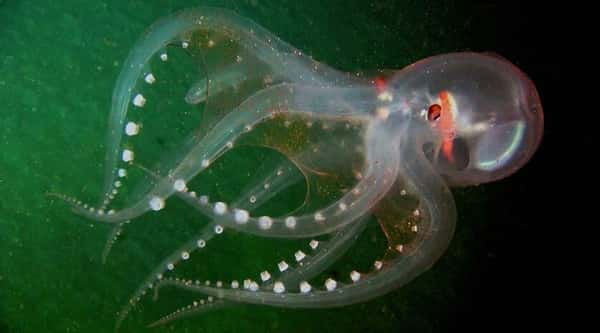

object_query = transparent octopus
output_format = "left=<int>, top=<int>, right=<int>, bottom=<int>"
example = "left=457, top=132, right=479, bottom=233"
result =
left=53, top=7, right=544, bottom=331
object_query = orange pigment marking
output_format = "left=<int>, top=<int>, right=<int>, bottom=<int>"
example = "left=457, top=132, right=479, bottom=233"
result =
left=374, top=77, right=386, bottom=93
left=438, top=91, right=455, bottom=163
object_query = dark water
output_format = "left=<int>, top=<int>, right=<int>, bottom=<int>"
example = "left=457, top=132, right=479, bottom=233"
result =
left=0, top=0, right=560, bottom=332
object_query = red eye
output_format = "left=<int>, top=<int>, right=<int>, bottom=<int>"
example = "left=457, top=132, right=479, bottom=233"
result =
left=427, top=104, right=441, bottom=121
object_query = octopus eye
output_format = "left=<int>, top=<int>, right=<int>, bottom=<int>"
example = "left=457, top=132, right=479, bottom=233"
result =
left=427, top=104, right=441, bottom=121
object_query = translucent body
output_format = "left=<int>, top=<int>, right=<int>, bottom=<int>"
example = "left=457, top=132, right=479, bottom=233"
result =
left=53, top=7, right=543, bottom=331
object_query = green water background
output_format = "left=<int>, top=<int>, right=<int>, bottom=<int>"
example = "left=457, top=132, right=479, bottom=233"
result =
left=0, top=0, right=558, bottom=332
